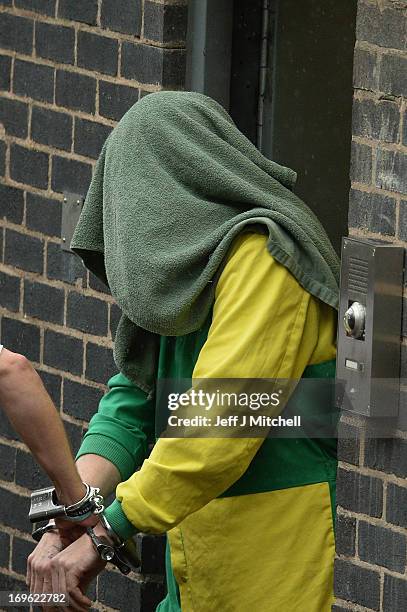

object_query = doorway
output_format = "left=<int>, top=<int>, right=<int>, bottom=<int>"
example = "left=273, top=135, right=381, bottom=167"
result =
left=186, top=0, right=357, bottom=254
left=260, top=0, right=357, bottom=254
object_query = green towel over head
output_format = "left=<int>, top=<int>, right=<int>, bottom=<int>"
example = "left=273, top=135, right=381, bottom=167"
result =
left=70, top=90, right=340, bottom=398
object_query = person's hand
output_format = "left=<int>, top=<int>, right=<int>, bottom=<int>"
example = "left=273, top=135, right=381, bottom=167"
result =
left=27, top=524, right=88, bottom=612
left=31, top=526, right=109, bottom=611
left=27, top=530, right=66, bottom=598
left=27, top=515, right=101, bottom=586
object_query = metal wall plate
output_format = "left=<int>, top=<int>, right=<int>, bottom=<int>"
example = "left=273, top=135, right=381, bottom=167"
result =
left=336, top=236, right=404, bottom=418
left=61, top=192, right=84, bottom=252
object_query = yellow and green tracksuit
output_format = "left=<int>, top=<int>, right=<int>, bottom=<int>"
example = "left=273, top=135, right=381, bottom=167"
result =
left=77, top=231, right=338, bottom=611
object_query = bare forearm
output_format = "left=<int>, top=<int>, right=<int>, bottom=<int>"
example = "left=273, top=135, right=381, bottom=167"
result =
left=75, top=454, right=122, bottom=498
left=0, top=349, right=84, bottom=505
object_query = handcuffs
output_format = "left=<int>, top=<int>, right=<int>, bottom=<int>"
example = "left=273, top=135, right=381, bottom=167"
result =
left=85, top=513, right=141, bottom=575
left=29, top=483, right=140, bottom=574
left=29, top=483, right=104, bottom=524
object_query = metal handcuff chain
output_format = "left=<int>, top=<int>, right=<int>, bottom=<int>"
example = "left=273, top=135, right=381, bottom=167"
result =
left=64, top=483, right=105, bottom=518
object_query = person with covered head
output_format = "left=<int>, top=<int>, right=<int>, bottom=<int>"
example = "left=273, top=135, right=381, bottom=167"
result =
left=28, top=90, right=340, bottom=612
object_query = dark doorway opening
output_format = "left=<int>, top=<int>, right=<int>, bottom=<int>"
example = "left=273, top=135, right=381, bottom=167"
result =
left=261, top=0, right=357, bottom=254
left=186, top=0, right=357, bottom=254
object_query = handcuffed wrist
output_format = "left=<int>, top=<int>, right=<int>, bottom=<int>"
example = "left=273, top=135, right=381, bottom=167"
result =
left=29, top=483, right=105, bottom=525
left=99, top=512, right=124, bottom=547
left=31, top=518, right=59, bottom=542
left=103, top=499, right=138, bottom=542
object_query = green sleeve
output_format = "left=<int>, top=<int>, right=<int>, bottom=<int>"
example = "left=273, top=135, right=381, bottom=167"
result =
left=103, top=498, right=137, bottom=541
left=75, top=372, right=155, bottom=482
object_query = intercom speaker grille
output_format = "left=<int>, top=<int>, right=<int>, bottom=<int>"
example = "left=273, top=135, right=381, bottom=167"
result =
left=348, top=256, right=369, bottom=295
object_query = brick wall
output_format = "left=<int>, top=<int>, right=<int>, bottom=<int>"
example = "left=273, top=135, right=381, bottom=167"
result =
left=334, top=1, right=407, bottom=611
left=0, top=1, right=187, bottom=609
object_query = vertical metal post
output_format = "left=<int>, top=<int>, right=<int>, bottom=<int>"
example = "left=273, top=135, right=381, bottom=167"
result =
left=185, top=0, right=234, bottom=110
left=256, top=0, right=270, bottom=151
left=258, top=0, right=279, bottom=157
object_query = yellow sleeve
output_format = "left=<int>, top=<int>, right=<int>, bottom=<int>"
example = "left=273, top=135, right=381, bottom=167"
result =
left=113, top=232, right=319, bottom=533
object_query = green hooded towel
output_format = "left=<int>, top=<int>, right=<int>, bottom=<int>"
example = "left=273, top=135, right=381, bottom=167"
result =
left=70, top=90, right=340, bottom=398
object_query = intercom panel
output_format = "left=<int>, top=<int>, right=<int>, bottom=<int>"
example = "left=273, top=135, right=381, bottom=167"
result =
left=336, top=236, right=404, bottom=417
